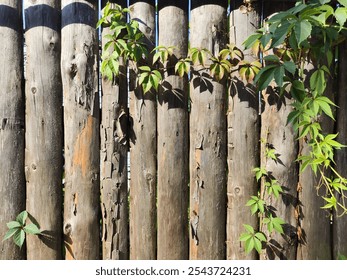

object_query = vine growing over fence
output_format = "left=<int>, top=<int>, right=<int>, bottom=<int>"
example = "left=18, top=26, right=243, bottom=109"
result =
left=98, top=0, right=347, bottom=255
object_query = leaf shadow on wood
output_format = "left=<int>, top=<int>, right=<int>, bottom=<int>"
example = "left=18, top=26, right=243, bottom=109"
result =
left=229, top=78, right=260, bottom=111
left=158, top=81, right=186, bottom=109
left=38, top=230, right=58, bottom=251
left=263, top=85, right=291, bottom=112
left=192, top=71, right=214, bottom=93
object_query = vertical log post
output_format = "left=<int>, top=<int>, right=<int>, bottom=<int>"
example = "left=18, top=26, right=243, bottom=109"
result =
left=157, top=0, right=189, bottom=260
left=0, top=0, right=25, bottom=260
left=334, top=41, right=347, bottom=259
left=129, top=0, right=157, bottom=260
left=189, top=0, right=228, bottom=260
left=296, top=67, right=333, bottom=260
left=100, top=0, right=129, bottom=260
left=227, top=0, right=260, bottom=260
left=24, top=0, right=63, bottom=260
left=61, top=0, right=100, bottom=260
left=260, top=0, right=298, bottom=260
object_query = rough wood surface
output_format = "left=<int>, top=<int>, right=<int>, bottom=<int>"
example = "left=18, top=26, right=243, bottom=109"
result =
left=61, top=0, right=100, bottom=260
left=333, top=41, right=347, bottom=259
left=100, top=0, right=129, bottom=260
left=189, top=0, right=227, bottom=260
left=0, top=0, right=26, bottom=260
left=129, top=0, right=157, bottom=260
left=157, top=0, right=189, bottom=260
left=258, top=0, right=299, bottom=260
left=24, top=0, right=63, bottom=260
left=227, top=0, right=260, bottom=260
left=297, top=64, right=333, bottom=260
left=260, top=95, right=298, bottom=260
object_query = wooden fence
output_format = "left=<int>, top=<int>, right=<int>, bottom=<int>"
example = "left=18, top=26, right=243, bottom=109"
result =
left=0, top=0, right=347, bottom=260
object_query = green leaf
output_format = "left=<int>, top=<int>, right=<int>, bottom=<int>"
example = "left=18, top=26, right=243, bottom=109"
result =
left=243, top=33, right=262, bottom=49
left=294, top=20, right=312, bottom=46
left=255, top=232, right=267, bottom=242
left=316, top=97, right=335, bottom=120
left=6, top=221, right=22, bottom=229
left=239, top=233, right=252, bottom=242
left=335, top=7, right=347, bottom=27
left=23, top=223, right=41, bottom=235
left=245, top=237, right=255, bottom=254
left=3, top=228, right=20, bottom=241
left=16, top=211, right=28, bottom=226
left=138, top=65, right=151, bottom=72
left=243, top=224, right=255, bottom=234
left=283, top=61, right=296, bottom=75
left=13, top=229, right=25, bottom=249
left=322, top=196, right=337, bottom=210
left=310, top=69, right=326, bottom=94
left=338, top=0, right=347, bottom=7
left=254, top=65, right=277, bottom=91
left=274, top=66, right=285, bottom=87
left=254, top=238, right=262, bottom=254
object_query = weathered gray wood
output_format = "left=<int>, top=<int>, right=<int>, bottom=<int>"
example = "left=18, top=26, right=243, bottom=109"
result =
left=100, top=0, right=129, bottom=260
left=189, top=0, right=227, bottom=260
left=129, top=0, right=157, bottom=260
left=260, top=96, right=298, bottom=260
left=157, top=0, right=189, bottom=260
left=24, top=0, right=63, bottom=260
left=258, top=1, right=298, bottom=260
left=61, top=0, right=100, bottom=260
left=227, top=0, right=260, bottom=260
left=297, top=64, right=333, bottom=260
left=0, top=0, right=25, bottom=260
left=333, top=41, right=347, bottom=259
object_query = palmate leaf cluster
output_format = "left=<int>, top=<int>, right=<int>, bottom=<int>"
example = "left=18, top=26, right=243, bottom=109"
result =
left=99, top=1, right=347, bottom=255
left=3, top=211, right=41, bottom=248
left=241, top=0, right=347, bottom=255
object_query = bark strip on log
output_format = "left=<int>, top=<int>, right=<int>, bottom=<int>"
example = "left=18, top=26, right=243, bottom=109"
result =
left=100, top=0, right=129, bottom=261
left=61, top=0, right=100, bottom=260
left=189, top=0, right=228, bottom=260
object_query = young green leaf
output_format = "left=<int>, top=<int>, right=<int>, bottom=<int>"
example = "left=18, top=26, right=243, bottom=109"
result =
left=6, top=221, right=22, bottom=229
left=16, top=211, right=28, bottom=226
left=24, top=223, right=41, bottom=235
left=13, top=229, right=25, bottom=249
left=3, top=228, right=20, bottom=242
left=294, top=20, right=312, bottom=46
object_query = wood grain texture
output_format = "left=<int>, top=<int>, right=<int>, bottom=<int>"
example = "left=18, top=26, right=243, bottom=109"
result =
left=157, top=0, right=189, bottom=260
left=61, top=0, right=100, bottom=260
left=100, top=0, right=129, bottom=260
left=227, top=0, right=260, bottom=260
left=0, top=0, right=25, bottom=260
left=189, top=0, right=227, bottom=260
left=129, top=0, right=157, bottom=260
left=24, top=0, right=63, bottom=260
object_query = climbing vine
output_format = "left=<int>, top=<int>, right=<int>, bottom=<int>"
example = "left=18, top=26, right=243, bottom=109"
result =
left=98, top=0, right=347, bottom=255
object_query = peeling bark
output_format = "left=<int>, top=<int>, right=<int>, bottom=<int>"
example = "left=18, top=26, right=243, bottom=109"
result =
left=62, top=0, right=100, bottom=260
left=157, top=0, right=189, bottom=260
left=129, top=0, right=157, bottom=260
left=0, top=0, right=25, bottom=260
left=100, top=0, right=129, bottom=260
left=227, top=0, right=260, bottom=260
left=189, top=0, right=227, bottom=260
left=24, top=0, right=63, bottom=260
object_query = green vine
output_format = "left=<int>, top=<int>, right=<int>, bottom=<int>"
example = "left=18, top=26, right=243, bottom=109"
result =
left=98, top=0, right=347, bottom=255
